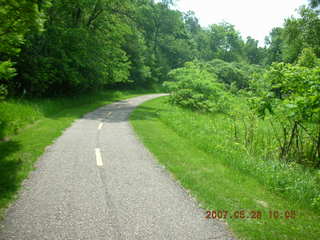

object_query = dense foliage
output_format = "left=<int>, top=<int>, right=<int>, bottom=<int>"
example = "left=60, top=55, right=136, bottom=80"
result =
left=265, top=4, right=320, bottom=64
left=250, top=49, right=320, bottom=168
left=0, top=0, right=268, bottom=98
left=0, top=0, right=51, bottom=98
left=163, top=49, right=320, bottom=210
left=2, top=0, right=320, bottom=97
left=161, top=2, right=320, bottom=190
left=207, top=59, right=263, bottom=89
left=164, top=61, right=230, bottom=113
left=14, top=0, right=134, bottom=96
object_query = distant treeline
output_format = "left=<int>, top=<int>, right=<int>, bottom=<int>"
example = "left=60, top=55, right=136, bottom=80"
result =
left=0, top=0, right=319, bottom=97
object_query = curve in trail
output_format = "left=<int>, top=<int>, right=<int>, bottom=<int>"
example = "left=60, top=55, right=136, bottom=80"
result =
left=0, top=94, right=234, bottom=240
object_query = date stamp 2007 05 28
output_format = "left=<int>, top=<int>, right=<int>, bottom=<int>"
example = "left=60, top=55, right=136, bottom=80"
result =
left=205, top=210, right=296, bottom=220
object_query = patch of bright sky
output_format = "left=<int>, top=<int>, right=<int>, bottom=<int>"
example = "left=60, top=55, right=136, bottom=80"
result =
left=172, top=0, right=309, bottom=46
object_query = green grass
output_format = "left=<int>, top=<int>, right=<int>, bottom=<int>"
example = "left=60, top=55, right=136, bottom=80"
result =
left=0, top=89, right=151, bottom=216
left=130, top=96, right=320, bottom=240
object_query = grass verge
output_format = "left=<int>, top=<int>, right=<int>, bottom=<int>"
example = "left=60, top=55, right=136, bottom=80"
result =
left=130, top=96, right=320, bottom=240
left=0, top=89, right=150, bottom=216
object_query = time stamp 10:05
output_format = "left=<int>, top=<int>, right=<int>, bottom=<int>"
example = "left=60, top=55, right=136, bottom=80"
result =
left=205, top=210, right=296, bottom=220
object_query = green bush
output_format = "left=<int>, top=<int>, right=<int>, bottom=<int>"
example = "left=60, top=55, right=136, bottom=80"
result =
left=207, top=59, right=263, bottom=89
left=249, top=58, right=320, bottom=167
left=297, top=47, right=320, bottom=68
left=0, top=61, right=16, bottom=99
left=163, top=61, right=230, bottom=113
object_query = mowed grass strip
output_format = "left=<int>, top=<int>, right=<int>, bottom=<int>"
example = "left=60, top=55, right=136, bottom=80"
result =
left=0, top=90, right=149, bottom=216
left=130, top=96, right=320, bottom=240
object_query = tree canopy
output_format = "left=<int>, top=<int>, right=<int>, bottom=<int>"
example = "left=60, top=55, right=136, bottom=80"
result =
left=1, top=0, right=319, bottom=98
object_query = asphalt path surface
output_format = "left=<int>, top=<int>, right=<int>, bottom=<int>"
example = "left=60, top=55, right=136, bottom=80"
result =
left=0, top=94, right=235, bottom=240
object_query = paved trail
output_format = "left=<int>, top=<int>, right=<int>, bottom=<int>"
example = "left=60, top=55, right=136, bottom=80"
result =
left=0, top=94, right=234, bottom=240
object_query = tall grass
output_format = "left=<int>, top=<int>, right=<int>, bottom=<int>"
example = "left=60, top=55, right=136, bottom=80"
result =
left=157, top=96, right=320, bottom=212
left=131, top=96, right=320, bottom=240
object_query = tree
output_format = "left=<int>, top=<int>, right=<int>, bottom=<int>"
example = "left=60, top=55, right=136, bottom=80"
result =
left=136, top=1, right=194, bottom=82
left=0, top=0, right=50, bottom=97
left=207, top=22, right=245, bottom=62
left=310, top=0, right=320, bottom=8
left=13, top=0, right=134, bottom=96
left=282, top=6, right=320, bottom=62
left=265, top=27, right=284, bottom=64
left=183, top=11, right=201, bottom=35
left=123, top=29, right=152, bottom=86
left=244, top=36, right=265, bottom=65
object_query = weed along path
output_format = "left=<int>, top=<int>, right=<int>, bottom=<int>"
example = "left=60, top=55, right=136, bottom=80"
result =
left=0, top=94, right=234, bottom=240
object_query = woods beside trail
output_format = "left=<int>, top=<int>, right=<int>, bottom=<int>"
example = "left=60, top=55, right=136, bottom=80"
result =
left=0, top=0, right=294, bottom=97
left=0, top=0, right=320, bottom=239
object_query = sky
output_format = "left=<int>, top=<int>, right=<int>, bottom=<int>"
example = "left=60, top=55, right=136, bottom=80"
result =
left=173, top=0, right=309, bottom=46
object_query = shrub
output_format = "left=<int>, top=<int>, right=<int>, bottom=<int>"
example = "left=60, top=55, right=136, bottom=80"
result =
left=0, top=61, right=16, bottom=100
left=297, top=47, right=320, bottom=68
left=163, top=61, right=230, bottom=113
left=249, top=61, right=320, bottom=167
left=207, top=59, right=263, bottom=89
